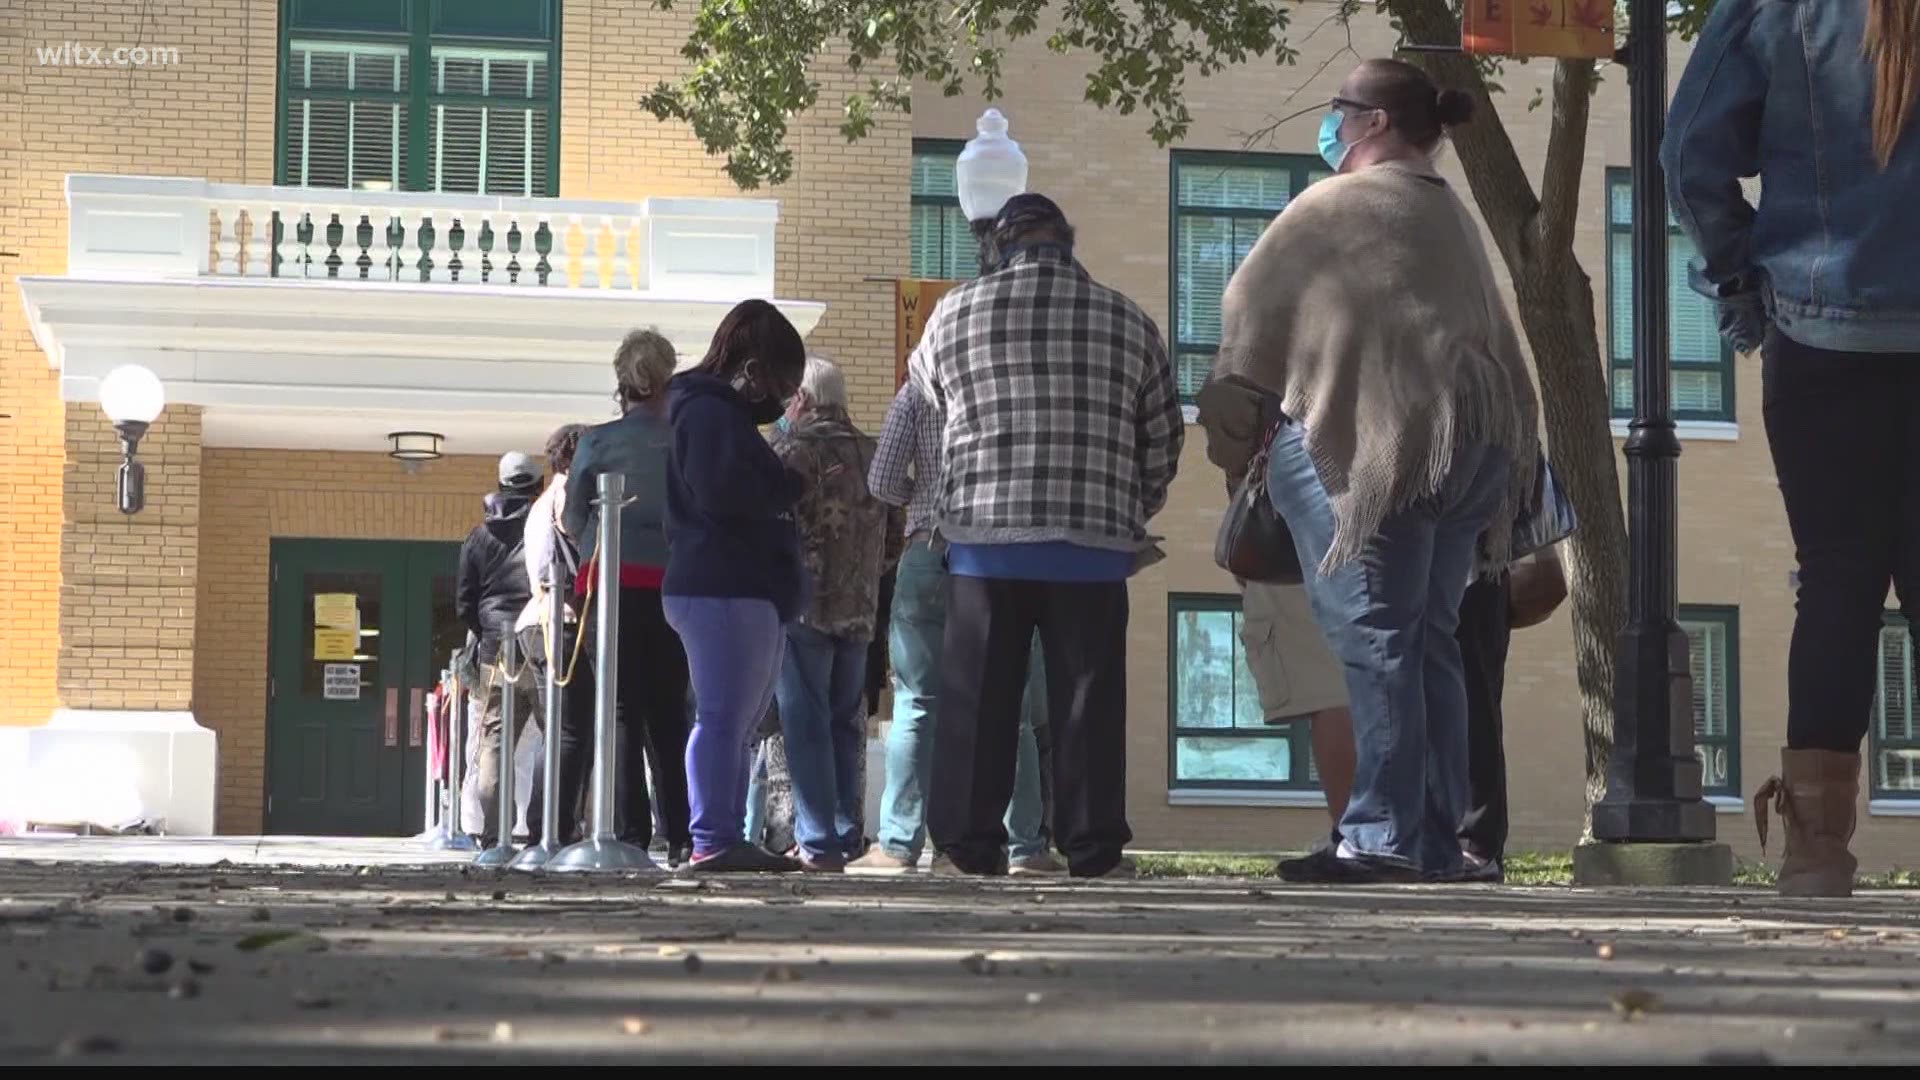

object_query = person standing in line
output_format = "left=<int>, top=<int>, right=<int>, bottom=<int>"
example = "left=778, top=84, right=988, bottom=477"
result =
left=459, top=452, right=542, bottom=848
left=768, top=356, right=898, bottom=871
left=911, top=193, right=1184, bottom=880
left=848, top=375, right=1061, bottom=876
left=1665, top=0, right=1920, bottom=897
left=663, top=299, right=810, bottom=873
left=518, top=422, right=589, bottom=844
left=1203, top=59, right=1539, bottom=882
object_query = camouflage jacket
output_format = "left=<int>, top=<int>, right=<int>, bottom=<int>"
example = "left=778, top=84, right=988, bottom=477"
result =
left=773, top=407, right=898, bottom=641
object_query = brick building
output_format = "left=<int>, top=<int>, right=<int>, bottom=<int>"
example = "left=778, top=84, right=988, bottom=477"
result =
left=2, top=1, right=1914, bottom=867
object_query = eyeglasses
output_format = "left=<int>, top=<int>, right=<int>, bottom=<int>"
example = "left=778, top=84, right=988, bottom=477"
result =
left=1330, top=96, right=1384, bottom=115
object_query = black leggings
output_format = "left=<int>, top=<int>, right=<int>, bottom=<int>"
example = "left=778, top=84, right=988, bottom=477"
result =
left=1764, top=332, right=1920, bottom=754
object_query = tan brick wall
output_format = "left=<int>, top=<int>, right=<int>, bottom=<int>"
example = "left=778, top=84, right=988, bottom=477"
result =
left=916, top=20, right=1917, bottom=870
left=194, top=450, right=496, bottom=833
left=59, top=404, right=201, bottom=710
left=0, top=0, right=277, bottom=725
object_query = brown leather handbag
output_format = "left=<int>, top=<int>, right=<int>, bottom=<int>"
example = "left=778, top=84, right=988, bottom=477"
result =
left=1213, top=423, right=1303, bottom=585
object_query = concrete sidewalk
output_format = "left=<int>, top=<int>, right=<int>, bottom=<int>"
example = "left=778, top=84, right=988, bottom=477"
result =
left=1, top=839, right=1916, bottom=1064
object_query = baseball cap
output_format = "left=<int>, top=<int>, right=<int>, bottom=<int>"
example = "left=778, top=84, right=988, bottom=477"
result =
left=498, top=451, right=540, bottom=490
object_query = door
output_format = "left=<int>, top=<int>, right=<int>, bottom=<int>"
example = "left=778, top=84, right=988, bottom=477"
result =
left=266, top=539, right=462, bottom=835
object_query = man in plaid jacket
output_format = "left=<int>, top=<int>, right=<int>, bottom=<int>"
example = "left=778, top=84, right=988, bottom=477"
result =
left=908, top=193, right=1184, bottom=879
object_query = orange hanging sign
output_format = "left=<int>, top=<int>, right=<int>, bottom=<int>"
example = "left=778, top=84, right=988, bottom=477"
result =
left=894, top=279, right=958, bottom=389
left=1462, top=0, right=1616, bottom=59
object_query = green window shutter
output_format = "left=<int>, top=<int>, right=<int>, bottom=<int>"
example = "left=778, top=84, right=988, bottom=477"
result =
left=426, top=49, right=551, bottom=196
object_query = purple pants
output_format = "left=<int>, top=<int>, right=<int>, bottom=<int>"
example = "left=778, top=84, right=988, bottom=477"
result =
left=664, top=595, right=785, bottom=857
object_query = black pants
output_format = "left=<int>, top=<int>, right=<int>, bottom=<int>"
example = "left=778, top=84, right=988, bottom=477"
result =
left=929, top=575, right=1130, bottom=877
left=528, top=586, right=692, bottom=849
left=1765, top=333, right=1920, bottom=753
left=1456, top=573, right=1513, bottom=863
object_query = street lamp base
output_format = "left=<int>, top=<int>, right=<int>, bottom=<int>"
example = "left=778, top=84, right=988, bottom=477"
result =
left=1571, top=840, right=1733, bottom=886
left=1591, top=792, right=1718, bottom=844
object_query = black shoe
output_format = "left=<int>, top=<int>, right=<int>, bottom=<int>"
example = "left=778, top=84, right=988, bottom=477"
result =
left=668, top=843, right=691, bottom=869
left=688, top=843, right=802, bottom=874
left=796, top=850, right=846, bottom=873
left=1280, top=846, right=1422, bottom=884
left=1434, top=853, right=1504, bottom=884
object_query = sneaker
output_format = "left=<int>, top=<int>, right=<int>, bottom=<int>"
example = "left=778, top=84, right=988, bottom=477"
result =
left=846, top=848, right=917, bottom=876
left=688, top=843, right=802, bottom=874
left=1436, top=852, right=1503, bottom=884
left=1283, top=843, right=1422, bottom=884
left=1008, top=851, right=1068, bottom=876
left=931, top=852, right=1007, bottom=877
left=796, top=850, right=846, bottom=874
left=1079, top=855, right=1138, bottom=880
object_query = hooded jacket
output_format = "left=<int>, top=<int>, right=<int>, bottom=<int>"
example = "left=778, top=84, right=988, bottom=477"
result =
left=457, top=488, right=534, bottom=663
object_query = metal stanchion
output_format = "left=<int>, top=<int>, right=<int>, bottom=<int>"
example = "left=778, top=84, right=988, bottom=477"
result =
left=473, top=635, right=522, bottom=867
left=511, top=542, right=570, bottom=872
left=426, top=659, right=478, bottom=852
left=550, top=472, right=657, bottom=873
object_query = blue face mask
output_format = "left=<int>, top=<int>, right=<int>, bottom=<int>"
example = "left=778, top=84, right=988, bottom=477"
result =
left=774, top=415, right=793, bottom=435
left=1317, top=110, right=1351, bottom=172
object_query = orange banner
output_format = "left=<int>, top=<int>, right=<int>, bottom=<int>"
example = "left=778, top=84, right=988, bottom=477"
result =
left=1463, top=0, right=1615, bottom=59
left=894, top=279, right=957, bottom=389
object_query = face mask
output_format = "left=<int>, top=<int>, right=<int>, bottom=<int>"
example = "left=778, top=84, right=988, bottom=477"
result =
left=750, top=396, right=787, bottom=427
left=1317, top=110, right=1352, bottom=173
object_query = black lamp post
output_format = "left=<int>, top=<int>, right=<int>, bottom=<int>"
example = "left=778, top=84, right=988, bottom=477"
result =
left=1585, top=0, right=1725, bottom=875
left=97, top=365, right=165, bottom=516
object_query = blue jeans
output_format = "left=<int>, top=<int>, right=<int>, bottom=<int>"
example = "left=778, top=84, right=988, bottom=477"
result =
left=775, top=622, right=870, bottom=859
left=663, top=595, right=784, bottom=858
left=1265, top=423, right=1509, bottom=875
left=877, top=538, right=1049, bottom=861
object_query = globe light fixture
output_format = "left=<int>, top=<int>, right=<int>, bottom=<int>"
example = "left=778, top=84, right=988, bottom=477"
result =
left=97, top=365, right=165, bottom=515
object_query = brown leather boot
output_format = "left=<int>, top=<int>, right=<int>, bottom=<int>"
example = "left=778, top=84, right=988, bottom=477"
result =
left=1754, top=748, right=1860, bottom=898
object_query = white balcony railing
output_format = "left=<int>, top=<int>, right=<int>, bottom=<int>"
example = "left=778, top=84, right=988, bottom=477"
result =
left=63, top=174, right=780, bottom=299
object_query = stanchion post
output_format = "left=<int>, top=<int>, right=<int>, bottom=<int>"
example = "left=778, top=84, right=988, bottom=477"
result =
left=512, top=542, right=571, bottom=871
left=550, top=472, right=657, bottom=873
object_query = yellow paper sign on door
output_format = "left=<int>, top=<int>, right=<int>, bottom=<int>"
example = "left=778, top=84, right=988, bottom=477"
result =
left=314, top=593, right=359, bottom=632
left=314, top=628, right=357, bottom=662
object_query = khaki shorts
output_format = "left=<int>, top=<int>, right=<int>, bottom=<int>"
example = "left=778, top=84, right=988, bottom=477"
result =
left=1240, top=580, right=1349, bottom=719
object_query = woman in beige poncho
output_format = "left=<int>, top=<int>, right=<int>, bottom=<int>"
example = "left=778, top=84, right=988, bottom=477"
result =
left=1197, top=58, right=1539, bottom=882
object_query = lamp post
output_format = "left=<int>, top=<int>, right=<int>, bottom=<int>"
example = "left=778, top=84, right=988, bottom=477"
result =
left=1577, top=0, right=1730, bottom=885
left=97, top=365, right=165, bottom=516
left=955, top=108, right=1029, bottom=266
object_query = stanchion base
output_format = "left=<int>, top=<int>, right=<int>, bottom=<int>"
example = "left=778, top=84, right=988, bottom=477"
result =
left=472, top=842, right=520, bottom=867
left=508, top=842, right=561, bottom=872
left=546, top=836, right=660, bottom=874
left=425, top=829, right=479, bottom=853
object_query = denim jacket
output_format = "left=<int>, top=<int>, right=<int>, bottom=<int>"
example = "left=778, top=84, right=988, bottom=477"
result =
left=1663, top=0, right=1920, bottom=353
left=563, top=407, right=672, bottom=572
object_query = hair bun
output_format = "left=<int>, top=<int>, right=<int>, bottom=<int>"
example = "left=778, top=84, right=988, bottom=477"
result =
left=1434, top=88, right=1476, bottom=127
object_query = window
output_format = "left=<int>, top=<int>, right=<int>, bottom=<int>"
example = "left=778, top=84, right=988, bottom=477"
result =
left=1874, top=615, right=1920, bottom=799
left=278, top=0, right=559, bottom=195
left=1680, top=605, right=1740, bottom=798
left=910, top=140, right=975, bottom=280
left=1167, top=594, right=1319, bottom=792
left=1170, top=152, right=1330, bottom=403
left=1606, top=169, right=1736, bottom=422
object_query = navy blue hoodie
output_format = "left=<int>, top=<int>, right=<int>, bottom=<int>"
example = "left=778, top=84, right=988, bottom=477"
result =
left=663, top=371, right=807, bottom=622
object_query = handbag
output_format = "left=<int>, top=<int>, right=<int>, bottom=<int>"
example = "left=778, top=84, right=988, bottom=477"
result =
left=1213, top=422, right=1303, bottom=585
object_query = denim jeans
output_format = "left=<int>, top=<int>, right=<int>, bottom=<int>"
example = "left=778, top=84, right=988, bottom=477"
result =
left=1265, top=422, right=1509, bottom=875
left=775, top=622, right=871, bottom=859
left=664, top=595, right=784, bottom=858
left=875, top=538, right=1049, bottom=861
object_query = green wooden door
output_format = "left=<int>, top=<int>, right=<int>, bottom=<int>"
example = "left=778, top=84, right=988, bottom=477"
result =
left=266, top=539, right=462, bottom=835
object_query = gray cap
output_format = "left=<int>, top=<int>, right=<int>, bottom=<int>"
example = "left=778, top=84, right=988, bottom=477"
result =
left=498, top=451, right=540, bottom=490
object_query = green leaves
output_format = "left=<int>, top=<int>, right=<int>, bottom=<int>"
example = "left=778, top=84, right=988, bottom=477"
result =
left=644, top=0, right=1298, bottom=188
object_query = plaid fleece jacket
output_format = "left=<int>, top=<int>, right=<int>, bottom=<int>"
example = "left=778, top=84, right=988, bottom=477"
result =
left=906, top=248, right=1184, bottom=552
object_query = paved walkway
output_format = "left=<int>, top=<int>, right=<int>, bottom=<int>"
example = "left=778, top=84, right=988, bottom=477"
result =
left=1, top=838, right=1916, bottom=1063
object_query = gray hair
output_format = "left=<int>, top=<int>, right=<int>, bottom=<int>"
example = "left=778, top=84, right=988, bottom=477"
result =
left=614, top=327, right=677, bottom=407
left=798, top=354, right=847, bottom=410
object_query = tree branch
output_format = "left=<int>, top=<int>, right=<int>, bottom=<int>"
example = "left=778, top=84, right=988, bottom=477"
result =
left=1380, top=0, right=1541, bottom=267
left=1535, top=58, right=1597, bottom=258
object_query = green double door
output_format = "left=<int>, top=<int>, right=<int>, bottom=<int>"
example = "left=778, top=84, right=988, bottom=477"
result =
left=266, top=539, right=466, bottom=836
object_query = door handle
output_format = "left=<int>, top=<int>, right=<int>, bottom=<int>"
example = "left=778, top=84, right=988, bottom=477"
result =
left=384, top=687, right=400, bottom=747
left=408, top=688, right=425, bottom=747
